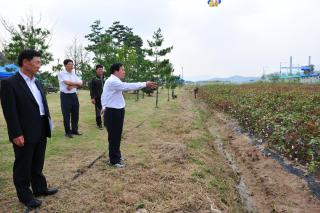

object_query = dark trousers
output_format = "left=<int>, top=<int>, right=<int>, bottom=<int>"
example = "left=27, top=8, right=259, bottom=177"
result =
left=104, top=108, right=125, bottom=164
left=13, top=117, right=48, bottom=204
left=60, top=92, right=79, bottom=134
left=94, top=98, right=102, bottom=126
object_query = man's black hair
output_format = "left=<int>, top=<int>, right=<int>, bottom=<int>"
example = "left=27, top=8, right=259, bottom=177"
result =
left=63, top=59, right=73, bottom=66
left=96, top=64, right=103, bottom=70
left=18, top=49, right=42, bottom=67
left=110, top=63, right=123, bottom=74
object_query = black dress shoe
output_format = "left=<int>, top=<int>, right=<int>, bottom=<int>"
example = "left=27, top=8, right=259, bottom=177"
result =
left=65, top=133, right=73, bottom=138
left=25, top=198, right=42, bottom=208
left=34, top=188, right=58, bottom=197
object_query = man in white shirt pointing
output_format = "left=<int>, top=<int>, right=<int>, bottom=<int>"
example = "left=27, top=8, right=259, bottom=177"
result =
left=101, top=63, right=157, bottom=168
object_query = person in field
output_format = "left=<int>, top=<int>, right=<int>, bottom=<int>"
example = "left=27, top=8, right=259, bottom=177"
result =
left=89, top=64, right=105, bottom=129
left=0, top=49, right=58, bottom=209
left=101, top=63, right=157, bottom=168
left=58, top=59, right=83, bottom=138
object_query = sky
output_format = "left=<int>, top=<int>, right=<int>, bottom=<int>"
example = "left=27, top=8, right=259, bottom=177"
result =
left=0, top=0, right=319, bottom=81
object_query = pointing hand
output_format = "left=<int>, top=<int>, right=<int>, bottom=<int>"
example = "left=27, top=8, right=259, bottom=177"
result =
left=146, top=81, right=157, bottom=89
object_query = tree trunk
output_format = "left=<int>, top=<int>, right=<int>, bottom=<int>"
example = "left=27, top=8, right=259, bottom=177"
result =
left=136, top=90, right=139, bottom=101
left=155, top=87, right=159, bottom=108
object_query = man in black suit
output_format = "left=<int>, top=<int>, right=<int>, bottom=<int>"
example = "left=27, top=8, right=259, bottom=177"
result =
left=89, top=64, right=105, bottom=129
left=0, top=50, right=58, bottom=209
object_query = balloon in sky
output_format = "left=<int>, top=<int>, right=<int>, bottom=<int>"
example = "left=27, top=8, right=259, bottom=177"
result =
left=208, top=0, right=222, bottom=7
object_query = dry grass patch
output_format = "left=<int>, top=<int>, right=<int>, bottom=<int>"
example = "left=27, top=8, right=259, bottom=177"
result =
left=152, top=141, right=189, bottom=165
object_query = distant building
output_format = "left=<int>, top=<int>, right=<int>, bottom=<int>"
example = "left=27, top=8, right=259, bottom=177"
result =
left=265, top=63, right=320, bottom=83
left=265, top=72, right=320, bottom=83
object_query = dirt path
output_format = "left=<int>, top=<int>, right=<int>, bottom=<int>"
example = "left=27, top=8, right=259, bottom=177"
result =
left=2, top=89, right=320, bottom=212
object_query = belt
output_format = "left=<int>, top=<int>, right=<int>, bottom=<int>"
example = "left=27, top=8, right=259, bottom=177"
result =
left=106, top=107, right=125, bottom=111
left=60, top=92, right=77, bottom=95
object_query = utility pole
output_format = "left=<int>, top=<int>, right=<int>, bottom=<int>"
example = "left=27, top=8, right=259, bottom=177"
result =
left=280, top=62, right=287, bottom=74
left=309, top=56, right=311, bottom=65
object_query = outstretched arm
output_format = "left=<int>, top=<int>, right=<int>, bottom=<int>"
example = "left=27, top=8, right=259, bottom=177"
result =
left=110, top=80, right=157, bottom=91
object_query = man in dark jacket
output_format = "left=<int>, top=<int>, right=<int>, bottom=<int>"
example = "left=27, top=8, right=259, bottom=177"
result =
left=0, top=50, right=58, bottom=209
left=90, top=64, right=105, bottom=129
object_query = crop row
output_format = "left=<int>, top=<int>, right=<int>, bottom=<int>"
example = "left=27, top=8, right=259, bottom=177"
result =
left=198, top=83, right=320, bottom=172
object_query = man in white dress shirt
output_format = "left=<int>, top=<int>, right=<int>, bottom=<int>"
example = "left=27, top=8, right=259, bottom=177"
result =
left=58, top=59, right=83, bottom=138
left=101, top=63, right=157, bottom=168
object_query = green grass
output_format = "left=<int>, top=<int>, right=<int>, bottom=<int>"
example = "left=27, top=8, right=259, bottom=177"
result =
left=0, top=161, right=12, bottom=172
left=149, top=120, right=160, bottom=128
left=190, top=156, right=205, bottom=165
left=187, top=138, right=204, bottom=149
left=191, top=170, right=205, bottom=179
left=0, top=89, right=170, bottom=192
left=0, top=91, right=130, bottom=187
left=209, top=176, right=229, bottom=193
left=0, top=176, right=7, bottom=189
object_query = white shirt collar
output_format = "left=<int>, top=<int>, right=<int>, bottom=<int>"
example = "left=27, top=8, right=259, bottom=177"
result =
left=63, top=69, right=74, bottom=74
left=19, top=70, right=35, bottom=83
left=110, top=74, right=118, bottom=79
